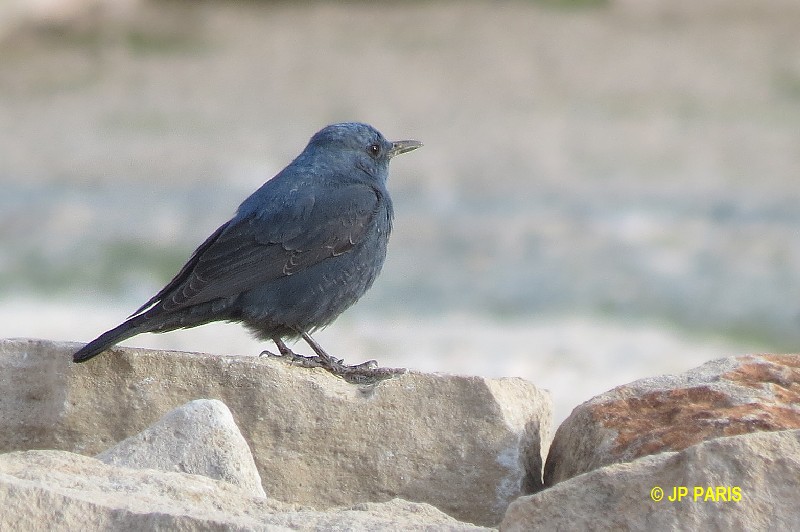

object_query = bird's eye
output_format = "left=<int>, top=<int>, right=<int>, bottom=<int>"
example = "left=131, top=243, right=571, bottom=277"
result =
left=368, top=143, right=381, bottom=157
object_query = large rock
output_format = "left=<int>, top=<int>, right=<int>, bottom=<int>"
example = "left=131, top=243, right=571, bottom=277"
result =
left=96, top=398, right=266, bottom=497
left=0, top=338, right=551, bottom=526
left=545, top=354, right=800, bottom=486
left=503, top=429, right=800, bottom=530
left=0, top=450, right=488, bottom=531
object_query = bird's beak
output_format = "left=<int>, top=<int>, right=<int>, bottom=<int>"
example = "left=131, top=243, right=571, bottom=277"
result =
left=389, top=139, right=423, bottom=158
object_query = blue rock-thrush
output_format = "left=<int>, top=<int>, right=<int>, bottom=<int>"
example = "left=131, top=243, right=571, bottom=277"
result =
left=73, top=122, right=421, bottom=382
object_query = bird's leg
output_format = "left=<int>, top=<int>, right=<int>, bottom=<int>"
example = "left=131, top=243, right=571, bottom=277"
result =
left=259, top=337, right=291, bottom=358
left=298, top=331, right=406, bottom=384
left=265, top=330, right=406, bottom=383
left=299, top=331, right=377, bottom=370
left=274, top=337, right=294, bottom=357
left=261, top=336, right=327, bottom=369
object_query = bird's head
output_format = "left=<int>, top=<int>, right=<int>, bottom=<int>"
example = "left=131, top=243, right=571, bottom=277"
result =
left=305, top=122, right=422, bottom=184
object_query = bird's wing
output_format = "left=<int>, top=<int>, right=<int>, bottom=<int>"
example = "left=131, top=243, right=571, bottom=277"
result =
left=133, top=183, right=381, bottom=315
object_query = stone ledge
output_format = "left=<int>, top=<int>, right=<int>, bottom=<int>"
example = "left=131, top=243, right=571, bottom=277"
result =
left=0, top=337, right=551, bottom=527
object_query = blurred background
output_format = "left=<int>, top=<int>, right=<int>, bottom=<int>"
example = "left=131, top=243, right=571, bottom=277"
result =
left=2, top=0, right=799, bottom=423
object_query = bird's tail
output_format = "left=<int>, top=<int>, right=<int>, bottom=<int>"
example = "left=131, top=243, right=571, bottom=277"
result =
left=73, top=313, right=149, bottom=363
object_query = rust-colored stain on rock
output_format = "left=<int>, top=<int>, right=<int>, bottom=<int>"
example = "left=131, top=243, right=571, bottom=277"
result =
left=595, top=356, right=800, bottom=460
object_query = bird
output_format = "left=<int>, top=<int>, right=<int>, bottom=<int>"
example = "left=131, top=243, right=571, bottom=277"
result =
left=73, top=122, right=422, bottom=383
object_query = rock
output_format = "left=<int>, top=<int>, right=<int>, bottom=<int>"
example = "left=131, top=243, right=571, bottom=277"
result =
left=0, top=450, right=488, bottom=531
left=502, top=429, right=800, bottom=530
left=291, top=499, right=492, bottom=531
left=544, top=353, right=800, bottom=486
left=96, top=398, right=266, bottom=498
left=0, top=338, right=551, bottom=526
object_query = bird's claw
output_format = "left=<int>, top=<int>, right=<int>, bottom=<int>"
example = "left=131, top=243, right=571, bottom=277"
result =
left=329, top=362, right=407, bottom=385
left=267, top=350, right=403, bottom=384
left=267, top=333, right=405, bottom=384
left=277, top=352, right=327, bottom=369
left=348, top=359, right=379, bottom=370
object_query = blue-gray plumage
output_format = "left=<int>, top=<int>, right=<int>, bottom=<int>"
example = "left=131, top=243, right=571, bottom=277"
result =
left=73, top=123, right=421, bottom=381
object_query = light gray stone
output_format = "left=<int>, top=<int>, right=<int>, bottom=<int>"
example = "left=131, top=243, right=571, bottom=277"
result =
left=0, top=450, right=488, bottom=531
left=545, top=353, right=800, bottom=487
left=0, top=338, right=551, bottom=526
left=96, top=398, right=266, bottom=497
left=503, top=429, right=800, bottom=531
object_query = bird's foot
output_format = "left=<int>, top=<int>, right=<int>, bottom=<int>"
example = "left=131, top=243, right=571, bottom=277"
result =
left=266, top=334, right=406, bottom=384
left=269, top=350, right=405, bottom=384
left=299, top=331, right=407, bottom=384
left=261, top=341, right=328, bottom=368
left=320, top=357, right=407, bottom=385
